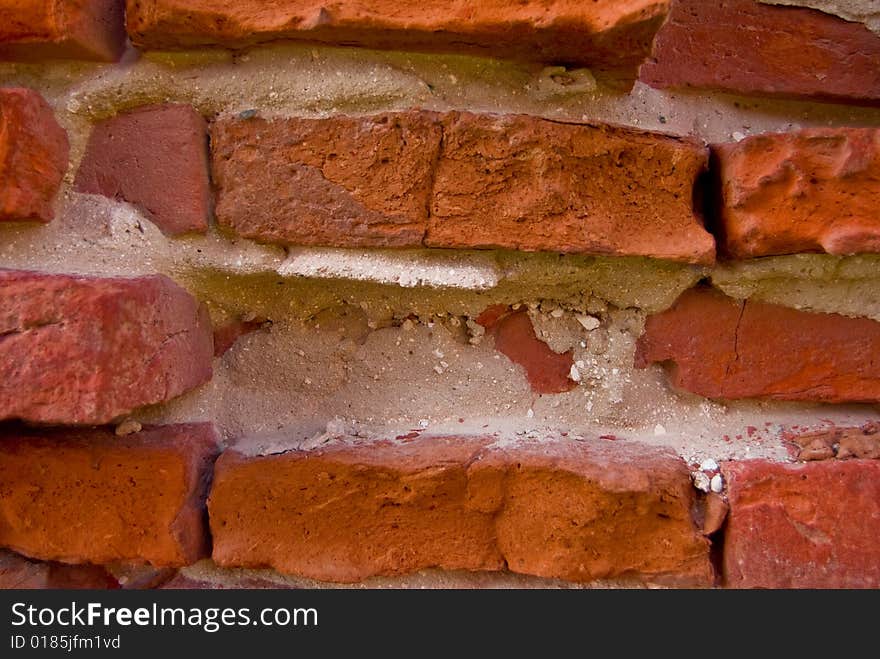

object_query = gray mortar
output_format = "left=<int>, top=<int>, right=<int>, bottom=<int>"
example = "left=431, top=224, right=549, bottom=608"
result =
left=713, top=255, right=880, bottom=321
left=177, top=559, right=654, bottom=590
left=760, top=0, right=880, bottom=35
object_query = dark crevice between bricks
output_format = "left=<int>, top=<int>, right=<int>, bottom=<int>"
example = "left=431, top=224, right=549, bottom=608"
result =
left=695, top=150, right=723, bottom=260
left=692, top=492, right=728, bottom=587
left=191, top=447, right=222, bottom=565
left=708, top=519, right=727, bottom=588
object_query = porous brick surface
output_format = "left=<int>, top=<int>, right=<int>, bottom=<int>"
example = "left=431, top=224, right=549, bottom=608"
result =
left=209, top=435, right=712, bottom=586
left=0, top=423, right=219, bottom=567
left=0, top=269, right=214, bottom=425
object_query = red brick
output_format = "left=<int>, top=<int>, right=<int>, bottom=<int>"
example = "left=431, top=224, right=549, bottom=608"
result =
left=639, top=0, right=880, bottom=105
left=0, top=269, right=214, bottom=425
left=0, top=423, right=219, bottom=567
left=714, top=128, right=880, bottom=258
left=635, top=287, right=880, bottom=402
left=0, top=87, right=69, bottom=222
left=0, top=0, right=126, bottom=62
left=75, top=104, right=211, bottom=236
left=427, top=112, right=713, bottom=263
left=0, top=550, right=118, bottom=589
left=209, top=435, right=711, bottom=585
left=212, top=111, right=715, bottom=263
left=126, top=0, right=669, bottom=76
left=701, top=493, right=728, bottom=536
left=477, top=306, right=575, bottom=395
left=722, top=459, right=880, bottom=588
left=785, top=423, right=880, bottom=462
left=211, top=112, right=440, bottom=248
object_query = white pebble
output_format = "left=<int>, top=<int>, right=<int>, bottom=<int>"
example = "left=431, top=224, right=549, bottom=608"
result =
left=550, top=308, right=565, bottom=318
left=418, top=419, right=430, bottom=428
left=732, top=131, right=746, bottom=142
left=710, top=474, right=724, bottom=493
left=569, top=364, right=582, bottom=382
left=526, top=408, right=534, bottom=419
left=700, top=458, right=719, bottom=472
left=653, top=424, right=666, bottom=436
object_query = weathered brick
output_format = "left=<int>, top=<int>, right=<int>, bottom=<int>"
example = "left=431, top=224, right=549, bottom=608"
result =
left=635, top=288, right=880, bottom=402
left=0, top=269, right=214, bottom=425
left=0, top=88, right=69, bottom=223
left=476, top=306, right=576, bottom=395
left=722, top=459, right=880, bottom=588
left=713, top=127, right=880, bottom=258
left=0, top=0, right=126, bottom=62
left=75, top=104, right=211, bottom=236
left=209, top=435, right=712, bottom=585
left=639, top=0, right=880, bottom=105
left=785, top=423, right=880, bottom=462
left=427, top=112, right=714, bottom=264
left=0, top=549, right=118, bottom=589
left=211, top=112, right=440, bottom=248
left=0, top=423, right=219, bottom=567
left=212, top=111, right=715, bottom=263
left=126, top=0, right=669, bottom=76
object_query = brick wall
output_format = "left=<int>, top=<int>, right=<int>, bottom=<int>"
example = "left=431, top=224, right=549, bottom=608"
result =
left=1, top=0, right=879, bottom=590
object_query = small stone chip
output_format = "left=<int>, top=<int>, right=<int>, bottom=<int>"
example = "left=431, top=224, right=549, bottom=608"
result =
left=576, top=315, right=601, bottom=331
left=692, top=471, right=711, bottom=493
left=115, top=419, right=142, bottom=436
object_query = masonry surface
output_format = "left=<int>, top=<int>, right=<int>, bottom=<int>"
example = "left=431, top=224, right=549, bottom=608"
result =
left=1, top=0, right=880, bottom=590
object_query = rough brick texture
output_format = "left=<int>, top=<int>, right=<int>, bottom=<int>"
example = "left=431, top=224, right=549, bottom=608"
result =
left=477, top=306, right=576, bottom=395
left=211, top=112, right=440, bottom=248
left=0, top=88, right=69, bottom=223
left=0, top=269, right=214, bottom=425
left=212, top=111, right=714, bottom=263
left=75, top=104, right=211, bottom=236
left=786, top=423, right=880, bottom=462
left=722, top=459, right=880, bottom=588
left=635, top=287, right=880, bottom=402
left=0, top=0, right=126, bottom=62
left=640, top=0, right=880, bottom=105
left=427, top=113, right=713, bottom=263
left=0, top=550, right=118, bottom=589
left=0, top=423, right=219, bottom=567
left=126, top=0, right=669, bottom=75
left=209, top=436, right=712, bottom=585
left=713, top=127, right=880, bottom=258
